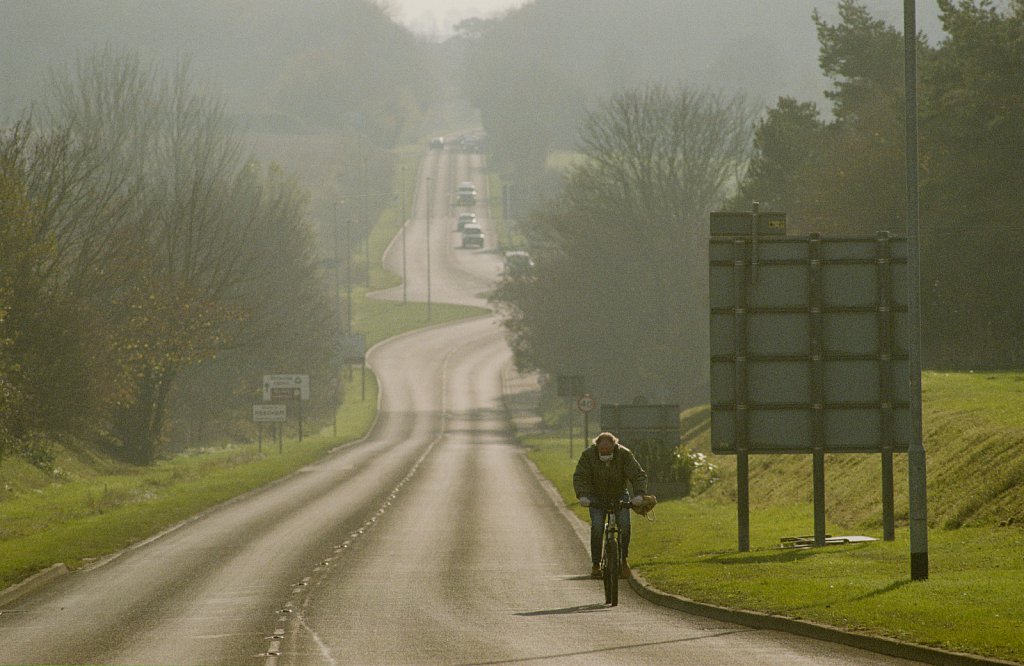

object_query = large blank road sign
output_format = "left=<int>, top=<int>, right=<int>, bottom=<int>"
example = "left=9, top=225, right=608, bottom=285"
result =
left=709, top=233, right=910, bottom=454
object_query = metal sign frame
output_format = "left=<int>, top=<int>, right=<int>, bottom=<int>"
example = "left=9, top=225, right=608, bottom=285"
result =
left=709, top=207, right=911, bottom=550
left=709, top=232, right=910, bottom=454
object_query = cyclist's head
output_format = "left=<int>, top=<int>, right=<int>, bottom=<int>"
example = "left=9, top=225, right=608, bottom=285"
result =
left=594, top=432, right=618, bottom=457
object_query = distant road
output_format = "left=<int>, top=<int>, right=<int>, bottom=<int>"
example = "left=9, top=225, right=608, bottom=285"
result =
left=0, top=143, right=919, bottom=665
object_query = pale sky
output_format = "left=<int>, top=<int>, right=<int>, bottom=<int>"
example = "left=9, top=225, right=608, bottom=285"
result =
left=381, top=0, right=532, bottom=38
left=384, top=0, right=951, bottom=42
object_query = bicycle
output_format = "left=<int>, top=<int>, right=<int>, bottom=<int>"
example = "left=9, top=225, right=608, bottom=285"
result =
left=597, top=498, right=630, bottom=606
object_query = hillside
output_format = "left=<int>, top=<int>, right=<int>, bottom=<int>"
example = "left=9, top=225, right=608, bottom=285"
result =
left=687, top=371, right=1024, bottom=531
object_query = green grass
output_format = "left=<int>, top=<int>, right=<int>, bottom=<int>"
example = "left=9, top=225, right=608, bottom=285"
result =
left=0, top=370, right=378, bottom=589
left=524, top=371, right=1024, bottom=663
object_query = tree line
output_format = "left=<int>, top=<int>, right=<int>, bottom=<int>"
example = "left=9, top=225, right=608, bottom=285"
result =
left=733, top=0, right=1024, bottom=369
left=0, top=49, right=341, bottom=465
left=483, top=0, right=1024, bottom=412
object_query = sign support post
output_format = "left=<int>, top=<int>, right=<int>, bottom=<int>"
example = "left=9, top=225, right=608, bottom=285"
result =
left=578, top=394, right=595, bottom=451
left=557, top=375, right=585, bottom=459
left=904, top=0, right=929, bottom=580
left=253, top=404, right=286, bottom=453
left=733, top=237, right=751, bottom=552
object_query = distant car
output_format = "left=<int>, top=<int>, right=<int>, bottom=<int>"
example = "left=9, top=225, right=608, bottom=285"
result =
left=429, top=137, right=444, bottom=150
left=460, top=223, right=484, bottom=248
left=455, top=181, right=477, bottom=206
left=458, top=134, right=482, bottom=153
left=456, top=212, right=477, bottom=231
left=503, top=250, right=534, bottom=273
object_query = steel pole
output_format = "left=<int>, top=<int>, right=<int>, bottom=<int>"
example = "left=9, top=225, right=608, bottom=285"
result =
left=426, top=175, right=432, bottom=321
left=401, top=164, right=407, bottom=304
left=362, top=156, right=370, bottom=288
left=333, top=201, right=341, bottom=318
left=904, top=0, right=929, bottom=580
left=346, top=217, right=353, bottom=333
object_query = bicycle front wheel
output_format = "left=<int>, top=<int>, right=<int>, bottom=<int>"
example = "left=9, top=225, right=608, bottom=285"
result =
left=604, top=535, right=619, bottom=606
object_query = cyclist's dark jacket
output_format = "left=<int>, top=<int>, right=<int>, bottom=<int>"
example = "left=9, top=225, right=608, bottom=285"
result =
left=573, top=444, right=648, bottom=503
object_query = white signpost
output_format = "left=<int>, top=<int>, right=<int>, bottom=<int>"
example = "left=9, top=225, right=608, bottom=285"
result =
left=261, top=374, right=310, bottom=442
left=252, top=403, right=287, bottom=452
left=252, top=404, right=286, bottom=422
left=262, top=374, right=309, bottom=402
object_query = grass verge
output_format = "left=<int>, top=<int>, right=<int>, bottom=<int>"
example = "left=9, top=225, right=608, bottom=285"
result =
left=0, top=370, right=376, bottom=590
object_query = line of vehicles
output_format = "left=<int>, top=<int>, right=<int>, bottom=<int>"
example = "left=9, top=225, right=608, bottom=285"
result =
left=429, top=133, right=483, bottom=153
left=453, top=181, right=484, bottom=248
left=431, top=135, right=531, bottom=267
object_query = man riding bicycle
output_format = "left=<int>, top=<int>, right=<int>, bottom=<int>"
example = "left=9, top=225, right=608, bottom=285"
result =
left=572, top=431, right=648, bottom=579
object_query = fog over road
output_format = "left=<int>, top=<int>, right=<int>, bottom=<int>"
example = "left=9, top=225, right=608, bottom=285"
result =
left=0, top=145, right=919, bottom=665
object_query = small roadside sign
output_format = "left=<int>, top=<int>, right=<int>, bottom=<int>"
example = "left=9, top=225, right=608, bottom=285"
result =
left=557, top=375, right=584, bottom=397
left=262, top=374, right=309, bottom=401
left=339, top=333, right=366, bottom=364
left=577, top=394, right=595, bottom=413
left=252, top=404, right=286, bottom=422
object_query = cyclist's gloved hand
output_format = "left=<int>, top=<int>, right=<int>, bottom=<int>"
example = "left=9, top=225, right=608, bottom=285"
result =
left=630, top=495, right=644, bottom=506
left=579, top=497, right=591, bottom=507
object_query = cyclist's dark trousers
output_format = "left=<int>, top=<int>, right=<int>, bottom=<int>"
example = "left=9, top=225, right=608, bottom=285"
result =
left=588, top=501, right=631, bottom=565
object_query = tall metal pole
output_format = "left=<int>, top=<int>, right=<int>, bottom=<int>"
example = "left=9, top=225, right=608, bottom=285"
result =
left=904, top=0, right=929, bottom=581
left=333, top=201, right=340, bottom=438
left=333, top=201, right=341, bottom=317
left=346, top=217, right=353, bottom=333
left=362, top=155, right=370, bottom=288
left=426, top=175, right=432, bottom=321
left=567, top=397, right=574, bottom=459
left=401, top=164, right=407, bottom=304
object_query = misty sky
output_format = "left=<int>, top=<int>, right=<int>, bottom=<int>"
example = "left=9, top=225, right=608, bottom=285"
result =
left=385, top=0, right=530, bottom=36
left=386, top=0, right=949, bottom=39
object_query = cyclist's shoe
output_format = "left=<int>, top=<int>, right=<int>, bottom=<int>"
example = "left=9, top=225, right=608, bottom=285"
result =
left=590, top=564, right=602, bottom=579
left=619, top=560, right=630, bottom=579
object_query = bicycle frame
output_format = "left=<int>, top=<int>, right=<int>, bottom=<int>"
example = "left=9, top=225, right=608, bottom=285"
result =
left=598, top=500, right=628, bottom=606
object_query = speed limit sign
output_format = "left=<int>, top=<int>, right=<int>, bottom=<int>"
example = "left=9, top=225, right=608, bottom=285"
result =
left=577, top=394, right=595, bottom=413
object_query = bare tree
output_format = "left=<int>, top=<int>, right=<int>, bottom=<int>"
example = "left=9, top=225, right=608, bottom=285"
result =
left=492, top=85, right=754, bottom=407
left=33, top=49, right=338, bottom=463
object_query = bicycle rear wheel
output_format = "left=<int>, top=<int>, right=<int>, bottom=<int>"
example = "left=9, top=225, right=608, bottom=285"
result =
left=603, top=534, right=619, bottom=606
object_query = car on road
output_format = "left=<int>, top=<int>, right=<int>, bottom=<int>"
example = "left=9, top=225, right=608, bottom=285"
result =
left=458, top=134, right=482, bottom=152
left=456, top=212, right=477, bottom=231
left=460, top=223, right=484, bottom=248
left=456, top=181, right=477, bottom=206
left=503, top=250, right=534, bottom=273
left=429, top=136, right=444, bottom=150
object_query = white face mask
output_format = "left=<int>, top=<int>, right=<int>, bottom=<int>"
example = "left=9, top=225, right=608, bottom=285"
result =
left=599, top=453, right=613, bottom=462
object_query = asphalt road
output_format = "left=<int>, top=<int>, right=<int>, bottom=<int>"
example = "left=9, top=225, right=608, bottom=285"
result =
left=0, top=142, right=920, bottom=665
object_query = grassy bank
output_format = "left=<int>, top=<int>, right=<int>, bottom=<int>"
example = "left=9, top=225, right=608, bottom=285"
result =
left=0, top=370, right=378, bottom=590
left=525, top=371, right=1024, bottom=664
